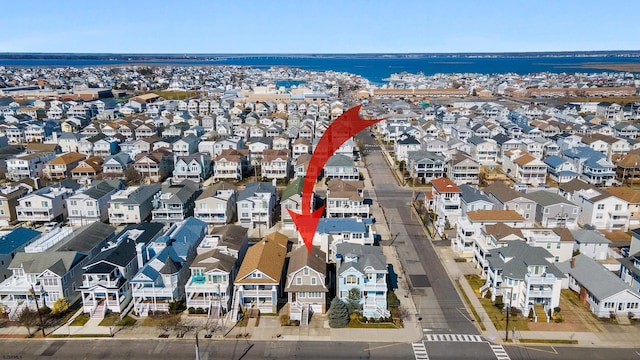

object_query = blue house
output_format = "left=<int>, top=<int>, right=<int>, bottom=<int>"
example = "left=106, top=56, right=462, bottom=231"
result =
left=0, top=228, right=41, bottom=281
left=544, top=155, right=580, bottom=184
left=131, top=217, right=208, bottom=316
left=335, top=243, right=390, bottom=318
left=310, top=218, right=375, bottom=262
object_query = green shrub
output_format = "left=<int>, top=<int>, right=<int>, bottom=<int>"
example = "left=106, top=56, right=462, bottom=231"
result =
left=188, top=307, right=195, bottom=314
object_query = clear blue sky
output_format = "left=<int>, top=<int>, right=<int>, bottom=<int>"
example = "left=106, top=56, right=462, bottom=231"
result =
left=2, top=0, right=639, bottom=54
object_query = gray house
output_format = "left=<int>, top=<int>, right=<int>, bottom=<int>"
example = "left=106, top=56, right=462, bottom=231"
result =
left=525, top=190, right=580, bottom=228
left=484, top=181, right=537, bottom=227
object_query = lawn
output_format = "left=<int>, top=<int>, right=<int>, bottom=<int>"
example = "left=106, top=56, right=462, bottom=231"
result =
left=139, top=313, right=181, bottom=328
left=99, top=312, right=120, bottom=326
left=69, top=314, right=89, bottom=326
left=464, top=275, right=530, bottom=332
left=346, top=319, right=397, bottom=328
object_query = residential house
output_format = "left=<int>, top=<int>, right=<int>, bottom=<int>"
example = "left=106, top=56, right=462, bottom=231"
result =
left=459, top=184, right=494, bottom=214
left=607, top=186, right=640, bottom=227
left=406, top=151, right=446, bottom=184
left=280, top=177, right=309, bottom=230
left=484, top=181, right=537, bottom=226
left=194, top=181, right=237, bottom=225
left=185, top=249, right=237, bottom=317
left=467, top=136, right=499, bottom=166
left=213, top=149, right=250, bottom=181
left=70, top=157, right=103, bottom=184
left=131, top=217, right=208, bottom=315
left=0, top=184, right=29, bottom=226
left=575, top=187, right=630, bottom=232
left=309, top=218, right=375, bottom=261
left=172, top=153, right=212, bottom=184
left=544, top=155, right=580, bottom=184
left=569, top=229, right=611, bottom=261
left=102, top=153, right=131, bottom=179
left=172, top=134, right=199, bottom=157
left=232, top=232, right=289, bottom=319
left=292, top=138, right=312, bottom=160
left=524, top=191, right=580, bottom=228
left=134, top=149, right=174, bottom=183
left=557, top=254, right=640, bottom=318
left=151, top=180, right=201, bottom=224
left=6, top=151, right=56, bottom=181
left=335, top=243, right=390, bottom=318
left=78, top=223, right=164, bottom=318
left=236, top=181, right=277, bottom=229
left=324, top=154, right=359, bottom=180
left=107, top=184, right=161, bottom=225
left=325, top=178, right=369, bottom=219
left=43, top=152, right=86, bottom=180
left=619, top=250, right=640, bottom=294
left=16, top=185, right=74, bottom=223
left=431, top=177, right=463, bottom=234
left=502, top=150, right=547, bottom=186
left=0, top=228, right=41, bottom=281
left=394, top=134, right=422, bottom=163
left=261, top=149, right=290, bottom=180
left=198, top=225, right=249, bottom=263
left=0, top=222, right=116, bottom=319
left=456, top=209, right=526, bottom=257
left=447, top=151, right=480, bottom=185
left=67, top=180, right=123, bottom=226
left=285, top=246, right=328, bottom=322
left=482, top=241, right=563, bottom=319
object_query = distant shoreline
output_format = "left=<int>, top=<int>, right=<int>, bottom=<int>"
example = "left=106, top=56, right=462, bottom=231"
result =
left=1, top=50, right=640, bottom=61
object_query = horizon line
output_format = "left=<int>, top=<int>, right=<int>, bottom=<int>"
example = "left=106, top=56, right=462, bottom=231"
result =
left=1, top=50, right=640, bottom=56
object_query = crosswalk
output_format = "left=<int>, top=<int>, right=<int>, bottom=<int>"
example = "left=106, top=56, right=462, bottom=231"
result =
left=490, top=344, right=511, bottom=360
left=424, top=333, right=484, bottom=342
left=411, top=342, right=429, bottom=360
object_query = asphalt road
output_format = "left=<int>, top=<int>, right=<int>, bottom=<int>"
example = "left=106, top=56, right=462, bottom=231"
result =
left=0, top=339, right=415, bottom=360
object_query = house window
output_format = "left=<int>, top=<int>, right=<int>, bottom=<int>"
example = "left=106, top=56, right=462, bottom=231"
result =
left=303, top=268, right=309, bottom=276
left=296, top=277, right=301, bottom=285
left=615, top=204, right=622, bottom=211
left=24, top=201, right=31, bottom=208
left=596, top=213, right=603, bottom=219
left=86, top=201, right=93, bottom=206
left=556, top=243, right=561, bottom=249
left=41, top=201, right=47, bottom=208
left=70, top=200, right=77, bottom=206
left=311, top=278, right=317, bottom=285
left=597, top=204, right=605, bottom=210
left=128, top=205, right=134, bottom=211
left=546, top=243, right=551, bottom=249
left=554, top=256, right=559, bottom=262
left=345, top=275, right=357, bottom=284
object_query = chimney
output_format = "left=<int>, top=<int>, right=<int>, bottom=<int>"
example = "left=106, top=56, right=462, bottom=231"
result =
left=570, top=256, right=576, bottom=269
left=136, top=242, right=146, bottom=267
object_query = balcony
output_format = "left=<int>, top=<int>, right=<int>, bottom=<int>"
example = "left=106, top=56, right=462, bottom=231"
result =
left=526, top=274, right=557, bottom=285
left=363, top=278, right=387, bottom=291
left=81, top=277, right=120, bottom=289
left=527, top=289, right=554, bottom=298
left=610, top=209, right=629, bottom=217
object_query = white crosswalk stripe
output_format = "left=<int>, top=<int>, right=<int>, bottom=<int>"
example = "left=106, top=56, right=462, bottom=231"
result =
left=490, top=344, right=511, bottom=360
left=424, top=333, right=484, bottom=342
left=412, top=342, right=429, bottom=360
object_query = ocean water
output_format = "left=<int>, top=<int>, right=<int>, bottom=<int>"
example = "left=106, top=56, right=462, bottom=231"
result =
left=1, top=55, right=640, bottom=84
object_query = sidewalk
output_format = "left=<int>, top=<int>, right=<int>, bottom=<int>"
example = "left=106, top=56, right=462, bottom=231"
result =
left=434, top=239, right=640, bottom=348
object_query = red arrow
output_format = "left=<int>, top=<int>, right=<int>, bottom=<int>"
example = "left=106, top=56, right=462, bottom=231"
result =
left=288, top=105, right=384, bottom=253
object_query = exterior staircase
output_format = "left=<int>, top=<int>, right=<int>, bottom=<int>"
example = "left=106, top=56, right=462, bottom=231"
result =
left=91, top=301, right=107, bottom=319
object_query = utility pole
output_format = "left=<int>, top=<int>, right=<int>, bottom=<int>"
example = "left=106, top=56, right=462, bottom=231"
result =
left=505, top=286, right=513, bottom=342
left=29, top=284, right=46, bottom=337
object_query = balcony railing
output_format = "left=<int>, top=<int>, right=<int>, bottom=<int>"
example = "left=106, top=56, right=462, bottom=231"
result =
left=527, top=289, right=554, bottom=298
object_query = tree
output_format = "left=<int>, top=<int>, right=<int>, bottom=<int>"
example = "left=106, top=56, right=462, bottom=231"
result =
left=17, top=308, right=41, bottom=337
left=328, top=298, right=349, bottom=328
left=346, top=288, right=362, bottom=314
left=124, top=166, right=143, bottom=185
left=51, top=297, right=70, bottom=315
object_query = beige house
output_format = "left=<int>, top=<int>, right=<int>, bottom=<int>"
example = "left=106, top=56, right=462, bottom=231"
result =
left=285, top=246, right=328, bottom=322
left=43, top=152, right=86, bottom=180
left=232, top=232, right=288, bottom=320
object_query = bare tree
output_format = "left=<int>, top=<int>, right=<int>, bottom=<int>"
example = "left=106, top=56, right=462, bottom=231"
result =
left=16, top=308, right=40, bottom=337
